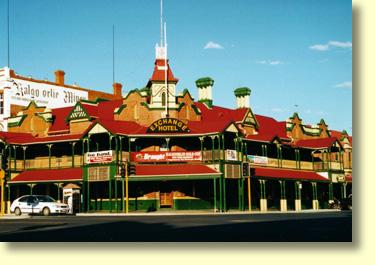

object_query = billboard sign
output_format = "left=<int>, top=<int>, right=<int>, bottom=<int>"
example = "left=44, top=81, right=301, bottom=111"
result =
left=131, top=151, right=202, bottom=162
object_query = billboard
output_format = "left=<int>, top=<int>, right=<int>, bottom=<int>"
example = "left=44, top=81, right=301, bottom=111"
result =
left=131, top=151, right=202, bottom=162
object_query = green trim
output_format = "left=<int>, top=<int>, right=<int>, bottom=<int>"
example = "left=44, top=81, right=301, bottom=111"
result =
left=81, top=98, right=109, bottom=104
left=234, top=87, right=251, bottom=97
left=123, top=89, right=148, bottom=100
left=198, top=99, right=213, bottom=108
left=23, top=100, right=44, bottom=110
left=36, top=112, right=53, bottom=123
left=289, top=112, right=302, bottom=121
left=243, top=108, right=259, bottom=128
left=7, top=115, right=27, bottom=127
left=113, top=104, right=127, bottom=115
left=195, top=77, right=214, bottom=88
left=177, top=89, right=194, bottom=100
left=191, top=104, right=202, bottom=115
left=66, top=102, right=92, bottom=122
left=301, top=125, right=322, bottom=136
left=140, top=101, right=186, bottom=111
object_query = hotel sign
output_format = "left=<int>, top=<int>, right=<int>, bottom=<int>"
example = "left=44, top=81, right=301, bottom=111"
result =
left=147, top=118, right=190, bottom=133
left=247, top=155, right=268, bottom=165
left=86, top=150, right=113, bottom=164
left=132, top=151, right=201, bottom=162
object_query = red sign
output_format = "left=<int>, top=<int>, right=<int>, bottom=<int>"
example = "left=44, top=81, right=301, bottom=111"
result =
left=131, top=151, right=202, bottom=162
left=86, top=150, right=113, bottom=164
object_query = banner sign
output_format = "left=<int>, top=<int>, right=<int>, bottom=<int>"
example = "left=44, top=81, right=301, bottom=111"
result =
left=7, top=78, right=88, bottom=108
left=132, top=151, right=202, bottom=162
left=225, top=150, right=237, bottom=161
left=247, top=155, right=268, bottom=165
left=147, top=118, right=190, bottom=133
left=86, top=150, right=113, bottom=164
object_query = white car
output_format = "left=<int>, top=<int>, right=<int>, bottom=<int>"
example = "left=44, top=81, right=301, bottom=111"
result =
left=11, top=195, right=69, bottom=216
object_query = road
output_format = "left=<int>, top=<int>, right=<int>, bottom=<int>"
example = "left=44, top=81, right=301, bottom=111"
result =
left=0, top=211, right=352, bottom=242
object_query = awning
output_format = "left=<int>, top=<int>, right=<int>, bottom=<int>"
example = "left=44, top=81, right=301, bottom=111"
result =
left=253, top=167, right=329, bottom=182
left=8, top=168, right=83, bottom=184
left=131, top=164, right=221, bottom=181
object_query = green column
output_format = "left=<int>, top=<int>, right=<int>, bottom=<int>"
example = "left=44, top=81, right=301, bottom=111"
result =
left=109, top=177, right=112, bottom=212
left=294, top=181, right=301, bottom=200
left=13, top=146, right=16, bottom=170
left=71, top=142, right=76, bottom=167
left=114, top=137, right=118, bottom=212
left=328, top=183, right=333, bottom=201
left=87, top=181, right=90, bottom=212
left=47, top=144, right=52, bottom=169
left=211, top=136, right=215, bottom=162
left=342, top=183, right=347, bottom=199
left=57, top=183, right=60, bottom=202
left=312, top=182, right=317, bottom=201
left=22, top=146, right=27, bottom=170
left=213, top=177, right=217, bottom=212
left=221, top=134, right=226, bottom=211
left=280, top=181, right=286, bottom=200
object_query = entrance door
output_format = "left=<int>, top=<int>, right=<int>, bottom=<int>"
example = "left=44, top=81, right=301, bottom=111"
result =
left=160, top=192, right=173, bottom=207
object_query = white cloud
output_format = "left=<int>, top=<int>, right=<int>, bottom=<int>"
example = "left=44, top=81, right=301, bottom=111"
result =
left=334, top=81, right=352, bottom=89
left=204, top=41, right=224, bottom=49
left=309, top=40, right=352, bottom=51
left=256, top=60, right=284, bottom=65
left=310, top=44, right=329, bottom=51
left=328, top=41, right=352, bottom=48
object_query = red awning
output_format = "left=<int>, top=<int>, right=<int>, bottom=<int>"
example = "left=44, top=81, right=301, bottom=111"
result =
left=9, top=168, right=83, bottom=183
left=134, top=164, right=221, bottom=177
left=253, top=167, right=329, bottom=181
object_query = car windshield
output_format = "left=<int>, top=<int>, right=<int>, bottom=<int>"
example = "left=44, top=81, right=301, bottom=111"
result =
left=36, top=195, right=55, bottom=202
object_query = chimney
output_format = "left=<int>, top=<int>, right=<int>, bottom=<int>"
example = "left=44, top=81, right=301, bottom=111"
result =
left=113, top=83, right=123, bottom=98
left=234, top=87, right=251, bottom=109
left=195, top=77, right=214, bottom=108
left=54, top=70, right=65, bottom=85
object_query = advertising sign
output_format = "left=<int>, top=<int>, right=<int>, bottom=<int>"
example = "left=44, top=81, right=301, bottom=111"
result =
left=147, top=118, right=190, bottom=133
left=86, top=150, right=113, bottom=164
left=131, top=151, right=202, bottom=162
left=8, top=78, right=88, bottom=108
left=225, top=150, right=237, bottom=161
left=247, top=155, right=268, bottom=165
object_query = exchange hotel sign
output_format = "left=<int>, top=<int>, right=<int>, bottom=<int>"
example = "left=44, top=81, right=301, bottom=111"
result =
left=8, top=78, right=88, bottom=108
left=147, top=118, right=190, bottom=133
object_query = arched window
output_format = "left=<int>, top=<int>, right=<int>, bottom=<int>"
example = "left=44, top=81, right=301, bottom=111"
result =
left=161, top=92, right=166, bottom=106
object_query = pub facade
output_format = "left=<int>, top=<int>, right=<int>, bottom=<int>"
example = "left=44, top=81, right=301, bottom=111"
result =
left=0, top=51, right=352, bottom=214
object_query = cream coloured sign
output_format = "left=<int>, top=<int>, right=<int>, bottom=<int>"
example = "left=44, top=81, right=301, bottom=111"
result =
left=8, top=78, right=88, bottom=108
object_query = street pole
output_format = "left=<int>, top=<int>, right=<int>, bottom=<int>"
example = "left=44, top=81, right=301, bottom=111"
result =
left=0, top=170, right=5, bottom=215
left=126, top=162, right=129, bottom=213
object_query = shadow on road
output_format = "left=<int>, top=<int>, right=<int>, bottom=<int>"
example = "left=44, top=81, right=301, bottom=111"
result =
left=1, top=214, right=352, bottom=242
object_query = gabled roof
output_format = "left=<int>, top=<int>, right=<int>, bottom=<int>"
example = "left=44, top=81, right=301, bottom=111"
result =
left=245, top=114, right=288, bottom=142
left=293, top=137, right=341, bottom=149
left=194, top=102, right=248, bottom=123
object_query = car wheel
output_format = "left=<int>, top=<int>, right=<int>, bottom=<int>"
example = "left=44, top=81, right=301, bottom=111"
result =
left=14, top=207, right=22, bottom=216
left=42, top=207, right=51, bottom=216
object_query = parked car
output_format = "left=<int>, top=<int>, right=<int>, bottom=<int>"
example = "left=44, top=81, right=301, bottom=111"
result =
left=10, top=195, right=69, bottom=216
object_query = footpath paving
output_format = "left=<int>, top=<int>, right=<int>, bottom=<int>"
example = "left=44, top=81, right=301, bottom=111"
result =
left=0, top=209, right=341, bottom=219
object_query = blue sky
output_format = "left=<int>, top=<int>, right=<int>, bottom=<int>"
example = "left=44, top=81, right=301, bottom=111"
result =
left=0, top=0, right=352, bottom=133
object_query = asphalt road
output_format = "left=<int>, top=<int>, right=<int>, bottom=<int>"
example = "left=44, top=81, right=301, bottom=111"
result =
left=0, top=211, right=352, bottom=242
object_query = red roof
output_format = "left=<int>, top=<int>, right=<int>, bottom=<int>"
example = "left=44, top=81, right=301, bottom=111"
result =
left=49, top=106, right=73, bottom=133
left=134, top=164, right=220, bottom=177
left=294, top=137, right=339, bottom=149
left=187, top=120, right=236, bottom=134
left=9, top=168, right=83, bottom=183
left=149, top=59, right=178, bottom=83
left=253, top=167, right=329, bottom=181
left=194, top=102, right=248, bottom=123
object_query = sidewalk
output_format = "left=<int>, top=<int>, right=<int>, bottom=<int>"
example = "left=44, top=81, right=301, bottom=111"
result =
left=0, top=209, right=342, bottom=219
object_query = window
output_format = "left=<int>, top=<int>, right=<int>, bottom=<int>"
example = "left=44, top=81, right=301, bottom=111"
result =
left=161, top=92, right=166, bottom=106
